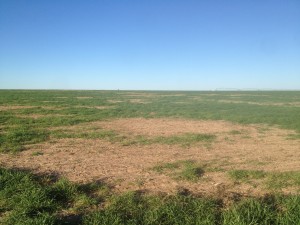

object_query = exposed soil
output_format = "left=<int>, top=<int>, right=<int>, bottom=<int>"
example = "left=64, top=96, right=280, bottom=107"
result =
left=93, top=118, right=259, bottom=137
left=75, top=106, right=115, bottom=110
left=0, top=105, right=36, bottom=110
left=129, top=99, right=151, bottom=104
left=16, top=114, right=68, bottom=119
left=1, top=118, right=299, bottom=197
left=76, top=96, right=93, bottom=99
left=107, top=100, right=124, bottom=103
left=218, top=100, right=300, bottom=107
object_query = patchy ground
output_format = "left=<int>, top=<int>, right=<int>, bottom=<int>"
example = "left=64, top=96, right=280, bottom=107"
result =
left=93, top=118, right=259, bottom=136
left=0, top=118, right=299, bottom=197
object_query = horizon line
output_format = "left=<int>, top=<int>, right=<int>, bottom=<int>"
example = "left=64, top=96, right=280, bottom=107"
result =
left=1, top=88, right=300, bottom=92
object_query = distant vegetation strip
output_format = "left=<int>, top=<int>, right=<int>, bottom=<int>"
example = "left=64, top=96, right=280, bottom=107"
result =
left=1, top=90, right=299, bottom=133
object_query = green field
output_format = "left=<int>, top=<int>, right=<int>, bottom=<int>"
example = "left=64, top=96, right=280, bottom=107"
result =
left=0, top=90, right=300, bottom=224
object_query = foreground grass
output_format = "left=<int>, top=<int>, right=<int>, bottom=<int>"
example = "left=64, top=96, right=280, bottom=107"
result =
left=1, top=167, right=300, bottom=225
left=228, top=169, right=300, bottom=191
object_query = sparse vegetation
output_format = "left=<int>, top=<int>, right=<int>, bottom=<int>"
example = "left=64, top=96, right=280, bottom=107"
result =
left=228, top=169, right=300, bottom=191
left=153, top=160, right=205, bottom=181
left=228, top=170, right=266, bottom=181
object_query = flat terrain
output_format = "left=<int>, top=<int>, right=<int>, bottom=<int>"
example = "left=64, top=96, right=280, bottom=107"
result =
left=0, top=90, right=300, bottom=224
left=1, top=90, right=300, bottom=195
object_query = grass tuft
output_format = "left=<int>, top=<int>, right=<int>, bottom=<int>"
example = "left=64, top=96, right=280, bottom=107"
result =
left=152, top=160, right=204, bottom=181
left=228, top=170, right=266, bottom=181
left=0, top=126, right=49, bottom=153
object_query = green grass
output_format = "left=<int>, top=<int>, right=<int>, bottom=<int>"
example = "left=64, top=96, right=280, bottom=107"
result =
left=266, top=171, right=300, bottom=190
left=0, top=167, right=300, bottom=224
left=1, top=90, right=300, bottom=152
left=83, top=193, right=218, bottom=225
left=153, top=133, right=216, bottom=147
left=120, top=133, right=216, bottom=147
left=228, top=170, right=267, bottom=181
left=1, top=90, right=300, bottom=134
left=152, top=160, right=205, bottom=181
left=228, top=169, right=300, bottom=191
left=0, top=167, right=108, bottom=224
left=0, top=125, right=49, bottom=153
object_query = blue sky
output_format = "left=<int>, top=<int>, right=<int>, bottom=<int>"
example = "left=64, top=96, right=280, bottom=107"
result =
left=0, top=0, right=299, bottom=90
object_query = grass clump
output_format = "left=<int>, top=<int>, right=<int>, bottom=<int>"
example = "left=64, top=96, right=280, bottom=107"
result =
left=228, top=130, right=243, bottom=135
left=222, top=198, right=275, bottom=225
left=153, top=160, right=204, bottom=181
left=228, top=170, right=266, bottom=182
left=51, top=128, right=117, bottom=141
left=83, top=193, right=218, bottom=225
left=0, top=126, right=49, bottom=153
left=228, top=169, right=300, bottom=191
left=121, top=133, right=216, bottom=147
left=0, top=167, right=106, bottom=224
left=0, top=168, right=56, bottom=224
left=266, top=171, right=300, bottom=190
left=154, top=133, right=216, bottom=147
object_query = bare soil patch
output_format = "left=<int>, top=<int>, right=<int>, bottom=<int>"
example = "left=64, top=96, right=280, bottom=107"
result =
left=16, top=114, right=68, bottom=119
left=218, top=100, right=300, bottom=107
left=76, top=96, right=93, bottom=99
left=0, top=105, right=36, bottom=111
left=107, top=100, right=124, bottom=103
left=93, top=118, right=255, bottom=137
left=129, top=99, right=151, bottom=104
left=75, top=106, right=115, bottom=110
left=1, top=119, right=299, bottom=196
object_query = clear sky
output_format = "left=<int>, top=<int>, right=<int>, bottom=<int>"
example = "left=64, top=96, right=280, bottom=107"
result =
left=0, top=0, right=299, bottom=90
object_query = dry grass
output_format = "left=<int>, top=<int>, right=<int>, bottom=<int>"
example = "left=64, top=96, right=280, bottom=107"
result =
left=1, top=118, right=299, bottom=196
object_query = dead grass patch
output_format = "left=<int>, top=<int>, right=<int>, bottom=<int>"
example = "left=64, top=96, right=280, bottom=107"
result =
left=1, top=118, right=299, bottom=196
left=76, top=96, right=93, bottom=99
left=218, top=100, right=300, bottom=107
left=129, top=99, right=151, bottom=104
left=16, top=114, right=68, bottom=119
left=0, top=105, right=36, bottom=111
left=107, top=100, right=124, bottom=103
left=93, top=118, right=254, bottom=137
left=75, top=106, right=115, bottom=110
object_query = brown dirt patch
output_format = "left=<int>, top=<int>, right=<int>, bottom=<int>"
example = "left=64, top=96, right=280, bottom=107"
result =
left=75, top=106, right=115, bottom=110
left=1, top=119, right=299, bottom=196
left=0, top=105, right=36, bottom=111
left=129, top=99, right=151, bottom=104
left=16, top=114, right=47, bottom=119
left=16, top=114, right=68, bottom=119
left=218, top=100, right=300, bottom=107
left=76, top=96, right=93, bottom=99
left=93, top=118, right=255, bottom=137
left=107, top=100, right=124, bottom=103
